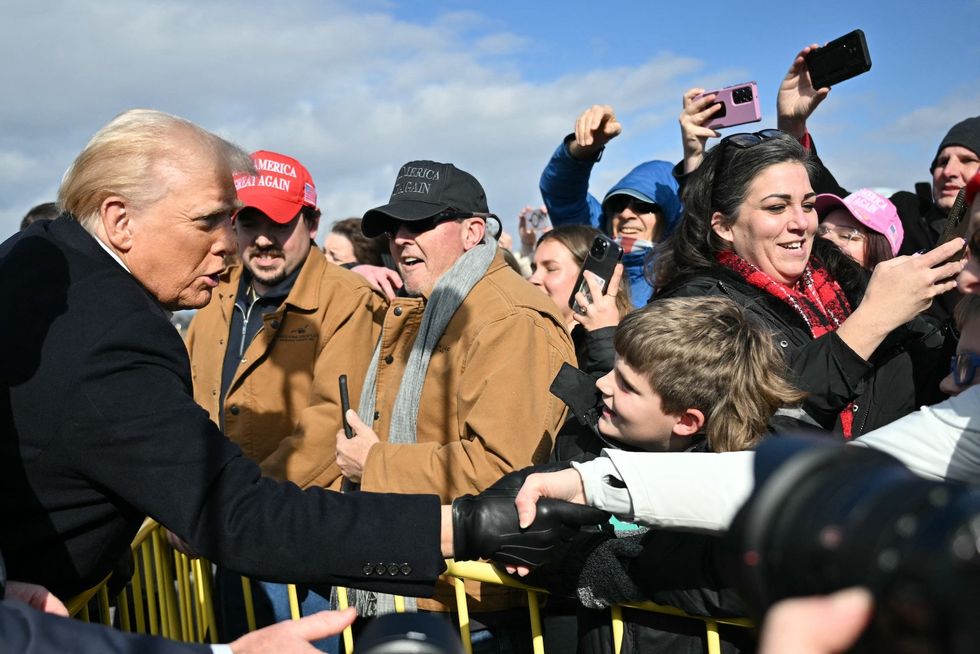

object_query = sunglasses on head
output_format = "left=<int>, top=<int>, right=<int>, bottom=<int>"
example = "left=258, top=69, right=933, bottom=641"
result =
left=718, top=129, right=784, bottom=150
left=951, top=352, right=980, bottom=386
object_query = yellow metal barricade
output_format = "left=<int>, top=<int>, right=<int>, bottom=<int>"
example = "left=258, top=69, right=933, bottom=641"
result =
left=68, top=519, right=218, bottom=644
left=441, top=559, right=753, bottom=654
left=68, top=520, right=751, bottom=654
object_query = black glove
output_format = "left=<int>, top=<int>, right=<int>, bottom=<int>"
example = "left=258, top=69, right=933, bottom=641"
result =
left=452, top=487, right=609, bottom=568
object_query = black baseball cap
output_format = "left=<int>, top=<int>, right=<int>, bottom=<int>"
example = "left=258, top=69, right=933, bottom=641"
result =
left=362, top=160, right=489, bottom=237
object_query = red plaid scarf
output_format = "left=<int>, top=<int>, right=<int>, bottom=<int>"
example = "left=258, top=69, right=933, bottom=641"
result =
left=716, top=250, right=858, bottom=437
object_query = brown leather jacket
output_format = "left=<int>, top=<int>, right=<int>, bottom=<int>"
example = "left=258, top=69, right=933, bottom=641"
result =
left=185, top=247, right=386, bottom=487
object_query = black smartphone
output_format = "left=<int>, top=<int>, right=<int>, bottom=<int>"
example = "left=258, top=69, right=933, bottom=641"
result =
left=804, top=29, right=872, bottom=89
left=338, top=374, right=358, bottom=493
left=339, top=374, right=353, bottom=439
left=569, top=235, right=624, bottom=315
left=936, top=187, right=971, bottom=264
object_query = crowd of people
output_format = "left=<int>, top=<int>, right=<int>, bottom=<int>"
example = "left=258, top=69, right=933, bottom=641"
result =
left=2, top=40, right=980, bottom=654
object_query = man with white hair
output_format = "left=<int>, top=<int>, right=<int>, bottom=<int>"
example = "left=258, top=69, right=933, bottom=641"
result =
left=0, top=110, right=604, bottom=605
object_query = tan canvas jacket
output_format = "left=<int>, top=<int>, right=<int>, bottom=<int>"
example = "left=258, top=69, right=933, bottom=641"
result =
left=358, top=251, right=575, bottom=611
left=185, top=247, right=386, bottom=488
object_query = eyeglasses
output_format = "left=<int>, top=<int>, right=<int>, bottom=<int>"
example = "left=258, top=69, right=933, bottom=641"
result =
left=816, top=224, right=866, bottom=243
left=950, top=352, right=980, bottom=386
left=605, top=196, right=660, bottom=216
left=383, top=209, right=472, bottom=239
left=719, top=129, right=784, bottom=150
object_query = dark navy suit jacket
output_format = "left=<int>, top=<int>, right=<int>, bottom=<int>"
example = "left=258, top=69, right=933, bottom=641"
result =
left=0, top=217, right=443, bottom=599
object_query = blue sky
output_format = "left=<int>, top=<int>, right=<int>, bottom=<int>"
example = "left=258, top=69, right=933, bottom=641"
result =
left=1, top=0, right=977, bottom=238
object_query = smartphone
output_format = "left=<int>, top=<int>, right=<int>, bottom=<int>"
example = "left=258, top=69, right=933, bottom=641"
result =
left=527, top=208, right=552, bottom=241
left=338, top=374, right=358, bottom=492
left=569, top=235, right=624, bottom=315
left=694, top=82, right=762, bottom=130
left=804, top=29, right=872, bottom=89
left=339, top=374, right=353, bottom=439
left=936, top=187, right=970, bottom=264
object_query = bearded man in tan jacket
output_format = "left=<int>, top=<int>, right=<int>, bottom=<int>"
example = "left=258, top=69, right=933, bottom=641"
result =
left=185, top=150, right=385, bottom=646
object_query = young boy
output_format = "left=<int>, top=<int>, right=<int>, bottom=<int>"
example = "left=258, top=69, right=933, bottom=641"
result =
left=551, top=295, right=806, bottom=462
left=543, top=295, right=807, bottom=654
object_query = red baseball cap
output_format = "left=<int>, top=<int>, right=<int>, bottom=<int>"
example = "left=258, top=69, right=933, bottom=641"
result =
left=233, top=150, right=317, bottom=224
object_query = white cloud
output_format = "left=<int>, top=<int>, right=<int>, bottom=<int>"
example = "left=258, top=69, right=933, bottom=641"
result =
left=801, top=85, right=979, bottom=194
left=0, top=1, right=971, bottom=238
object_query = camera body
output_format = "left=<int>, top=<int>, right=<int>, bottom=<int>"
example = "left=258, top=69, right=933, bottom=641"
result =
left=354, top=612, right=464, bottom=654
left=726, top=438, right=980, bottom=653
left=694, top=82, right=762, bottom=130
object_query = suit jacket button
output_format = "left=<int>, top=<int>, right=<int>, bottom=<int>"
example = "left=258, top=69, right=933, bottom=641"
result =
left=393, top=306, right=403, bottom=316
left=400, top=564, right=412, bottom=575
left=387, top=564, right=399, bottom=576
left=362, top=564, right=373, bottom=575
left=375, top=564, right=387, bottom=576
left=229, top=405, right=240, bottom=415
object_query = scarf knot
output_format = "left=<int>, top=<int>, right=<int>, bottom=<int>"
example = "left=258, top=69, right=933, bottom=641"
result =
left=716, top=250, right=858, bottom=438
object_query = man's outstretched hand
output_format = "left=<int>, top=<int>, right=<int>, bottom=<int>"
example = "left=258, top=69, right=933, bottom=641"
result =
left=452, top=482, right=607, bottom=569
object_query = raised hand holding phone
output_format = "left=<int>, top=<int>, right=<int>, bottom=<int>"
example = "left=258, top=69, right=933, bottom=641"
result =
left=680, top=88, right=723, bottom=174
left=693, top=82, right=762, bottom=131
left=572, top=263, right=624, bottom=331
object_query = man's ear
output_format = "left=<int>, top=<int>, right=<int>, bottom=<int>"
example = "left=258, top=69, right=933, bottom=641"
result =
left=99, top=196, right=134, bottom=253
left=673, top=408, right=705, bottom=437
left=461, top=217, right=487, bottom=251
left=305, top=212, right=320, bottom=242
left=710, top=211, right=734, bottom=244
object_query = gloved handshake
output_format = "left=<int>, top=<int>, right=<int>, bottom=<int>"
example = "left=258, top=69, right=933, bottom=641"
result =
left=451, top=464, right=608, bottom=567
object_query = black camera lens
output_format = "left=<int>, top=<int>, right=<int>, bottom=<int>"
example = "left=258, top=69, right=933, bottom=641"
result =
left=355, top=613, right=464, bottom=654
left=727, top=440, right=980, bottom=653
left=733, top=87, right=753, bottom=104
left=591, top=240, right=608, bottom=258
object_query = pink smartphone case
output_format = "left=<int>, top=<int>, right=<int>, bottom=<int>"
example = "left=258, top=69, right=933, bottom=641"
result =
left=696, top=82, right=762, bottom=130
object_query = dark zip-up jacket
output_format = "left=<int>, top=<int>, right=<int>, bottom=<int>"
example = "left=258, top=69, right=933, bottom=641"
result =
left=656, top=241, right=943, bottom=437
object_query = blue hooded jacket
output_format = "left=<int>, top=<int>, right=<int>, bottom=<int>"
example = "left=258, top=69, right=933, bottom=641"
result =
left=539, top=136, right=682, bottom=306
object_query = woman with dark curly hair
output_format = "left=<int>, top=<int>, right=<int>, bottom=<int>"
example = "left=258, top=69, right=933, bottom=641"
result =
left=655, top=130, right=962, bottom=438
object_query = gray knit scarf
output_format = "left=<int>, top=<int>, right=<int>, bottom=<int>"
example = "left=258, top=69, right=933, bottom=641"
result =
left=340, top=234, right=497, bottom=616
